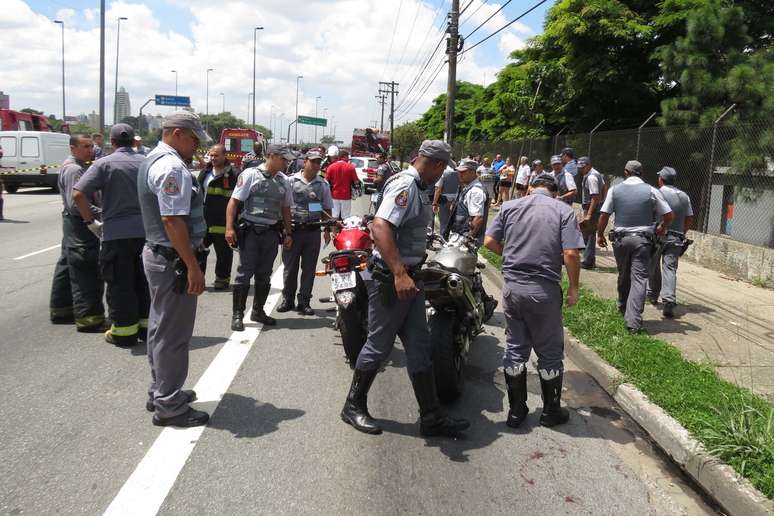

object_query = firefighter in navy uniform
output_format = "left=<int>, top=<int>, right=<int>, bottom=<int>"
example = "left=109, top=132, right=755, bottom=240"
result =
left=72, top=124, right=149, bottom=347
left=49, top=133, right=106, bottom=331
left=225, top=144, right=295, bottom=330
left=340, top=140, right=470, bottom=438
left=277, top=150, right=333, bottom=315
left=198, top=144, right=238, bottom=290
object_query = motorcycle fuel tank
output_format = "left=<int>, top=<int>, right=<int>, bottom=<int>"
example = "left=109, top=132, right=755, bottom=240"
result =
left=334, top=227, right=372, bottom=251
left=430, top=246, right=478, bottom=275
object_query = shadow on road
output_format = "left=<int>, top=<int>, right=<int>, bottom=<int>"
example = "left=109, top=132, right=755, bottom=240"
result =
left=208, top=393, right=305, bottom=439
left=0, top=219, right=29, bottom=224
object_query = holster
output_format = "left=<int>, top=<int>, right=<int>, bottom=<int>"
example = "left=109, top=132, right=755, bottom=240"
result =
left=369, top=263, right=397, bottom=307
left=680, top=238, right=694, bottom=257
left=170, top=247, right=210, bottom=294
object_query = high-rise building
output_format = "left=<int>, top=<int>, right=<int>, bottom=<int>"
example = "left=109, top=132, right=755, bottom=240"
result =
left=0, top=91, right=9, bottom=109
left=88, top=111, right=99, bottom=129
left=115, top=86, right=131, bottom=123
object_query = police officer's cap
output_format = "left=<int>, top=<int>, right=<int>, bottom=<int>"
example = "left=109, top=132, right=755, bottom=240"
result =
left=550, top=155, right=562, bottom=165
left=305, top=150, right=323, bottom=161
left=455, top=158, right=478, bottom=173
left=658, top=166, right=677, bottom=180
left=266, top=143, right=296, bottom=161
left=530, top=173, right=558, bottom=191
left=418, top=140, right=455, bottom=167
left=162, top=111, right=211, bottom=143
left=578, top=156, right=591, bottom=166
left=625, top=160, right=643, bottom=176
left=561, top=147, right=575, bottom=157
left=532, top=159, right=542, bottom=166
left=110, top=123, right=135, bottom=143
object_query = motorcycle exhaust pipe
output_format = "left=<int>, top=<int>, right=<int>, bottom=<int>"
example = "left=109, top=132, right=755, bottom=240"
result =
left=446, top=273, right=464, bottom=297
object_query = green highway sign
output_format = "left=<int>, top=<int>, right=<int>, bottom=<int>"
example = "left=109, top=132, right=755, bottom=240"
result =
left=297, top=115, right=327, bottom=127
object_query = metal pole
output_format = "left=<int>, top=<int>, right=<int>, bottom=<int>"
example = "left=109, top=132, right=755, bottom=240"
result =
left=295, top=75, right=303, bottom=145
left=138, top=98, right=153, bottom=136
left=375, top=94, right=386, bottom=132
left=288, top=119, right=297, bottom=144
left=635, top=112, right=657, bottom=160
left=701, top=104, right=736, bottom=232
left=553, top=127, right=566, bottom=155
left=220, top=93, right=225, bottom=113
left=444, top=0, right=459, bottom=144
left=53, top=20, right=66, bottom=122
left=314, top=96, right=321, bottom=144
left=171, top=70, right=178, bottom=96
left=99, top=1, right=105, bottom=134
left=587, top=119, right=606, bottom=158
left=205, top=68, right=213, bottom=132
left=252, top=27, right=263, bottom=129
left=247, top=93, right=253, bottom=126
left=322, top=108, right=328, bottom=139
left=113, top=17, right=127, bottom=124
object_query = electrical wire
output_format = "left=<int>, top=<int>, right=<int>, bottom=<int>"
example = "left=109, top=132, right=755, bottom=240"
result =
left=380, top=0, right=405, bottom=82
left=396, top=0, right=447, bottom=87
left=459, top=0, right=475, bottom=17
left=459, top=0, right=487, bottom=29
left=463, top=0, right=513, bottom=40
left=395, top=58, right=447, bottom=120
left=461, top=0, right=547, bottom=55
left=393, top=32, right=446, bottom=112
left=392, top=0, right=424, bottom=76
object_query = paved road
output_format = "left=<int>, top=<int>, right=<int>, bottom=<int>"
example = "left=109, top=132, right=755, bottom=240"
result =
left=0, top=188, right=713, bottom=515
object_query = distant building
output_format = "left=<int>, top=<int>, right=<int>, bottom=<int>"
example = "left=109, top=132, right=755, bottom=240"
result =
left=145, top=114, right=163, bottom=130
left=87, top=111, right=99, bottom=129
left=76, top=113, right=89, bottom=125
left=115, top=86, right=131, bottom=123
left=0, top=91, right=9, bottom=109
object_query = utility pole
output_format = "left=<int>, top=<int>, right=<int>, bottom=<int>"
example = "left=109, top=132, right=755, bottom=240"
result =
left=375, top=94, right=386, bottom=131
left=99, top=0, right=105, bottom=133
left=444, top=0, right=460, bottom=145
left=252, top=26, right=263, bottom=129
left=379, top=81, right=399, bottom=144
left=53, top=20, right=66, bottom=123
left=113, top=16, right=127, bottom=125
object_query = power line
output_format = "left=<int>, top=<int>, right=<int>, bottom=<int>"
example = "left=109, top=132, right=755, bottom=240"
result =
left=395, top=58, right=447, bottom=121
left=461, top=0, right=548, bottom=55
left=392, top=0, right=424, bottom=75
left=394, top=32, right=446, bottom=112
left=459, top=0, right=475, bottom=16
left=459, top=0, right=487, bottom=29
left=380, top=0, right=405, bottom=82
left=395, top=0, right=448, bottom=95
left=464, top=0, right=513, bottom=40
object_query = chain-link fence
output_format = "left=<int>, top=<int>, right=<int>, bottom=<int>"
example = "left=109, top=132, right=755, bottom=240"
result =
left=454, top=120, right=774, bottom=248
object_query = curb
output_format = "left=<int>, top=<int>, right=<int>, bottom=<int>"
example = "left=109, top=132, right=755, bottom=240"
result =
left=477, top=255, right=774, bottom=515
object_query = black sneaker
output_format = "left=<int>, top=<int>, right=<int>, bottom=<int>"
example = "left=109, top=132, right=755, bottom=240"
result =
left=663, top=302, right=675, bottom=319
left=146, top=390, right=197, bottom=412
left=152, top=407, right=209, bottom=428
left=580, top=263, right=595, bottom=270
left=297, top=304, right=315, bottom=316
left=647, top=296, right=659, bottom=306
left=250, top=310, right=276, bottom=326
left=276, top=298, right=294, bottom=313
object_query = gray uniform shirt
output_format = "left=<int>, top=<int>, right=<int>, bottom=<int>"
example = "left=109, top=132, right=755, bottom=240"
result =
left=581, top=167, right=605, bottom=206
left=374, top=166, right=432, bottom=266
left=600, top=176, right=671, bottom=233
left=659, top=185, right=694, bottom=234
left=435, top=167, right=459, bottom=202
left=375, top=163, right=395, bottom=193
left=289, top=171, right=333, bottom=223
left=486, top=189, right=585, bottom=284
left=231, top=164, right=294, bottom=224
left=74, top=147, right=145, bottom=241
left=59, top=156, right=100, bottom=218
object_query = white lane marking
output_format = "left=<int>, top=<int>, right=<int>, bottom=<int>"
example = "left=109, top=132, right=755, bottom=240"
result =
left=103, top=266, right=285, bottom=516
left=13, top=244, right=61, bottom=261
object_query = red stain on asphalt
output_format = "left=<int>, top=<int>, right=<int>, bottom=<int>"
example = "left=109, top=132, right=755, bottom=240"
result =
left=519, top=472, right=535, bottom=486
left=565, top=496, right=577, bottom=503
left=613, top=464, right=629, bottom=479
left=529, top=451, right=545, bottom=460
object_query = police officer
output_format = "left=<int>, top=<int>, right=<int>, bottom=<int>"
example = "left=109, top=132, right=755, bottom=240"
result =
left=432, top=163, right=460, bottom=234
left=484, top=173, right=584, bottom=428
left=597, top=160, right=674, bottom=334
left=561, top=147, right=578, bottom=178
left=551, top=155, right=577, bottom=205
left=448, top=158, right=489, bottom=245
left=277, top=150, right=333, bottom=315
left=225, top=143, right=295, bottom=330
left=138, top=111, right=210, bottom=427
left=91, top=133, right=104, bottom=160
left=372, top=153, right=394, bottom=193
left=198, top=144, right=239, bottom=290
left=49, top=134, right=106, bottom=332
left=647, top=167, right=694, bottom=318
left=72, top=123, right=149, bottom=347
left=578, top=156, right=606, bottom=269
left=341, top=140, right=469, bottom=438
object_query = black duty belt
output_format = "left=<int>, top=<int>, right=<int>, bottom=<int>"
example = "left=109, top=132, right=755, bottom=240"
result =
left=149, top=244, right=178, bottom=261
left=292, top=222, right=323, bottom=231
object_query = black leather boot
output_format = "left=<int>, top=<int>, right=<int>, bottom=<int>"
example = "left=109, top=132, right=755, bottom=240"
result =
left=504, top=365, right=529, bottom=428
left=276, top=296, right=295, bottom=312
left=538, top=370, right=570, bottom=427
left=340, top=368, right=382, bottom=434
left=663, top=302, right=675, bottom=319
left=410, top=368, right=470, bottom=437
left=250, top=282, right=276, bottom=326
left=231, top=284, right=248, bottom=331
left=296, top=295, right=314, bottom=316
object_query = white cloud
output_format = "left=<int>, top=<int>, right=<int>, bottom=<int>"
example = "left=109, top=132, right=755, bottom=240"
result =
left=498, top=31, right=526, bottom=56
left=0, top=0, right=536, bottom=142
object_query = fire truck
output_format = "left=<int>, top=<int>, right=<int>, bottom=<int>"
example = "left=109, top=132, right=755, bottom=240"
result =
left=0, top=109, right=51, bottom=131
left=220, top=128, right=265, bottom=169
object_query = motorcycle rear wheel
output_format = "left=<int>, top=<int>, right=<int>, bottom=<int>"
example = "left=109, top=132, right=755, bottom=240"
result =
left=338, top=303, right=367, bottom=368
left=429, top=310, right=465, bottom=403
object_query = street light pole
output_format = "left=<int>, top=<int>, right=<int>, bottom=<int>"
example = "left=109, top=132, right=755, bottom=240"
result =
left=220, top=92, right=225, bottom=113
left=247, top=93, right=253, bottom=126
left=53, top=20, right=66, bottom=122
left=314, top=96, right=321, bottom=144
left=252, top=26, right=264, bottom=129
left=205, top=68, right=213, bottom=133
left=171, top=70, right=178, bottom=96
left=295, top=75, right=303, bottom=145
left=322, top=108, right=328, bottom=139
left=113, top=16, right=127, bottom=124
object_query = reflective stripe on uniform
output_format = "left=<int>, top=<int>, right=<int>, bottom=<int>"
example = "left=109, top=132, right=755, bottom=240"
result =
left=50, top=306, right=74, bottom=317
left=110, top=323, right=139, bottom=337
left=139, top=318, right=148, bottom=328
left=75, top=314, right=105, bottom=328
left=208, top=225, right=226, bottom=234
left=206, top=186, right=232, bottom=198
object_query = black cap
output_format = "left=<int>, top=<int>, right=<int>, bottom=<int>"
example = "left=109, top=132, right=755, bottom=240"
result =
left=110, top=123, right=135, bottom=143
left=561, top=147, right=575, bottom=157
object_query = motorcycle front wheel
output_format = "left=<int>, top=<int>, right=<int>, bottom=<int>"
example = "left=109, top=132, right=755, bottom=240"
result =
left=429, top=309, right=465, bottom=403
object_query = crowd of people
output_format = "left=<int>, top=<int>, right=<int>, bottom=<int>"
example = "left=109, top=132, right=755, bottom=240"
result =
left=46, top=112, right=693, bottom=435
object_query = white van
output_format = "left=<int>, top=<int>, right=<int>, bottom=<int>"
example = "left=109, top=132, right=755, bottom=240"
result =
left=0, top=131, right=71, bottom=192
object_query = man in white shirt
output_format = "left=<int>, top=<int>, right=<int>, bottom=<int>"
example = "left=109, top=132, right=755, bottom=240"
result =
left=514, top=156, right=531, bottom=197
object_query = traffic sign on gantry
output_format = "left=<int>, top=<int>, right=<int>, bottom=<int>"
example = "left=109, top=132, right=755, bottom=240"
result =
left=297, top=115, right=327, bottom=127
left=155, top=95, right=191, bottom=107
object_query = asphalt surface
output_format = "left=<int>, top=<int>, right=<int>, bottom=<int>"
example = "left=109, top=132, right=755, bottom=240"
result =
left=0, top=188, right=714, bottom=515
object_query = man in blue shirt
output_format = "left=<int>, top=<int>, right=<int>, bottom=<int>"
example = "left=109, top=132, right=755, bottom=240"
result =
left=491, top=153, right=505, bottom=204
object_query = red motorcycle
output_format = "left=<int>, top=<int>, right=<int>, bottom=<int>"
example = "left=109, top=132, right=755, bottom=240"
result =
left=317, top=215, right=373, bottom=366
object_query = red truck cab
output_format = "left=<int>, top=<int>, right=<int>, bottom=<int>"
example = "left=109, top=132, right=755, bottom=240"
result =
left=220, top=128, right=265, bottom=169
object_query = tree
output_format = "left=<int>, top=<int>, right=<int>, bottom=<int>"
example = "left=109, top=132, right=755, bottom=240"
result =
left=198, top=112, right=272, bottom=142
left=320, top=135, right=336, bottom=145
left=392, top=122, right=425, bottom=164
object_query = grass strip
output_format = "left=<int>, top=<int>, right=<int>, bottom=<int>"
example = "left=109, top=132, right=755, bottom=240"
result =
left=479, top=250, right=774, bottom=500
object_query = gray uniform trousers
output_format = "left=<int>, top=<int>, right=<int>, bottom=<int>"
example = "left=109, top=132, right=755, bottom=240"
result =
left=234, top=228, right=281, bottom=288
left=355, top=279, right=433, bottom=374
left=581, top=205, right=601, bottom=267
left=647, top=236, right=681, bottom=304
left=612, top=234, right=652, bottom=330
left=142, top=246, right=198, bottom=418
left=281, top=228, right=322, bottom=303
left=438, top=203, right=451, bottom=235
left=502, top=278, right=565, bottom=372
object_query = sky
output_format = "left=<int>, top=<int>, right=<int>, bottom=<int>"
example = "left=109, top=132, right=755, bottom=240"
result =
left=3, top=0, right=553, bottom=143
